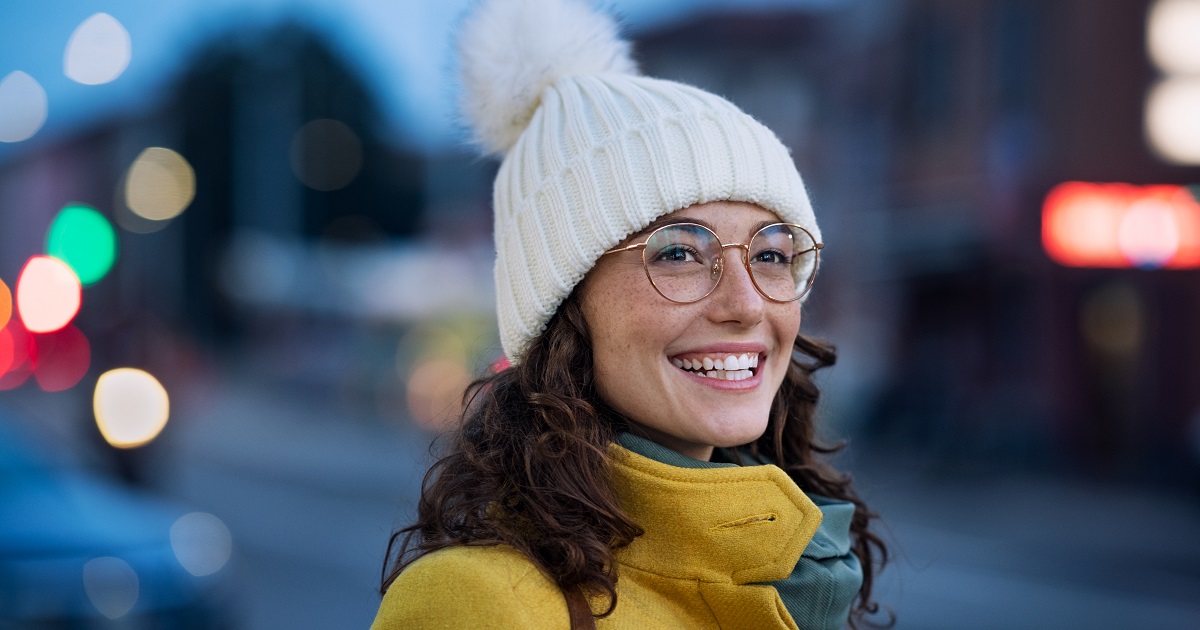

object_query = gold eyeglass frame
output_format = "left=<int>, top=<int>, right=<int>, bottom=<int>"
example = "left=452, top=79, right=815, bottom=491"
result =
left=600, top=222, right=824, bottom=304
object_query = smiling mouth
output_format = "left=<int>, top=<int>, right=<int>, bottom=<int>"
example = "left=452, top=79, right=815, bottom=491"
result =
left=670, top=353, right=759, bottom=381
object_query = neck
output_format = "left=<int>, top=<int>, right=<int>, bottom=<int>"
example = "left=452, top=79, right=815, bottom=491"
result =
left=625, top=423, right=714, bottom=461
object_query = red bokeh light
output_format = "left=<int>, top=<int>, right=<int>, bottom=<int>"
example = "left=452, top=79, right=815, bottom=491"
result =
left=0, top=318, right=37, bottom=390
left=33, top=324, right=91, bottom=392
left=0, top=327, right=12, bottom=375
left=1043, top=182, right=1200, bottom=268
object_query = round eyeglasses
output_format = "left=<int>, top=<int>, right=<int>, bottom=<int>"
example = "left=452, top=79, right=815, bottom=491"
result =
left=601, top=222, right=823, bottom=303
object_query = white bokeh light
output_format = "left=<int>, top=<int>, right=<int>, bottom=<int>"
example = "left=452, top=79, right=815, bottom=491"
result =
left=82, top=557, right=139, bottom=620
left=1148, top=0, right=1200, bottom=75
left=64, top=13, right=132, bottom=85
left=170, top=512, right=233, bottom=577
left=1145, top=77, right=1200, bottom=165
left=93, top=368, right=170, bottom=448
left=0, top=71, right=48, bottom=142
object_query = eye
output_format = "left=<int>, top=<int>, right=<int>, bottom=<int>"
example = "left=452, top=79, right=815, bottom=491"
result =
left=652, top=245, right=701, bottom=263
left=751, top=249, right=790, bottom=265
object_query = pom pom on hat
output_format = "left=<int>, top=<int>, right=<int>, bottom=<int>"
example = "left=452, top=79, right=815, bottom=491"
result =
left=457, top=0, right=638, bottom=155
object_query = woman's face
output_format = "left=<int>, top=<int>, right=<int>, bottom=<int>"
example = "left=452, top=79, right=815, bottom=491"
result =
left=580, top=201, right=803, bottom=461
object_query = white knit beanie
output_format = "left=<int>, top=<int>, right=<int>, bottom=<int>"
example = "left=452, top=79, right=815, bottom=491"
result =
left=458, top=0, right=820, bottom=363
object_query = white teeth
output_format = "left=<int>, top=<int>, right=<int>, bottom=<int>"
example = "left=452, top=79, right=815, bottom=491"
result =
left=675, top=354, right=761, bottom=375
left=697, top=370, right=707, bottom=377
left=719, top=369, right=752, bottom=381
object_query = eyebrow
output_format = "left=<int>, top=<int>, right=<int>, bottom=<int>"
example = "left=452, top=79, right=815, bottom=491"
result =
left=630, top=215, right=778, bottom=239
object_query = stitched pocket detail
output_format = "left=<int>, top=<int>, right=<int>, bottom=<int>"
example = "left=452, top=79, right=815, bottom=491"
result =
left=713, top=513, right=778, bottom=530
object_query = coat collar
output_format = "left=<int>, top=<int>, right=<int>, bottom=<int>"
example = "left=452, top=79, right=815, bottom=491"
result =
left=607, top=441, right=823, bottom=585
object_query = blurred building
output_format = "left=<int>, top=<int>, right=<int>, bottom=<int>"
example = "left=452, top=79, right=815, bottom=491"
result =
left=634, top=0, right=1200, bottom=482
left=0, top=21, right=475, bottom=411
left=876, top=0, right=1200, bottom=481
left=168, top=24, right=428, bottom=340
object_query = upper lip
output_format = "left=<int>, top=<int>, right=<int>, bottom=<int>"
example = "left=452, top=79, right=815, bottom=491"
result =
left=669, top=342, right=768, bottom=359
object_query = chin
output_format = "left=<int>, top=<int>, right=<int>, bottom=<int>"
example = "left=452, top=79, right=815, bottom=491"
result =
left=706, top=417, right=770, bottom=448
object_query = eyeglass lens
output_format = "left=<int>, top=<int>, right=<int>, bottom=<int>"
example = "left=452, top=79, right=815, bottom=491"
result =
left=642, top=224, right=817, bottom=302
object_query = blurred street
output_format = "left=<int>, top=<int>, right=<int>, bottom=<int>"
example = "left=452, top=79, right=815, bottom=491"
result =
left=137, top=370, right=1200, bottom=630
left=160, top=370, right=430, bottom=630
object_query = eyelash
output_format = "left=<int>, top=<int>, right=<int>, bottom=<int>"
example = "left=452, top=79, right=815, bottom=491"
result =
left=653, top=245, right=702, bottom=263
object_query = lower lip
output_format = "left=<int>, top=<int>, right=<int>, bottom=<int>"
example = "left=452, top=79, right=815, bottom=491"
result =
left=675, top=366, right=763, bottom=391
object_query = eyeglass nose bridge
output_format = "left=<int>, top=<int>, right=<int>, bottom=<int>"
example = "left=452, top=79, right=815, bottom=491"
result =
left=708, top=241, right=755, bottom=286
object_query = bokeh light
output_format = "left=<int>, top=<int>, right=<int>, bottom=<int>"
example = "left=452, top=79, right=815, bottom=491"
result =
left=0, top=318, right=36, bottom=390
left=0, top=278, right=11, bottom=330
left=16, top=256, right=82, bottom=333
left=82, top=556, right=139, bottom=620
left=1118, top=199, right=1180, bottom=267
left=46, top=204, right=118, bottom=285
left=1147, top=0, right=1200, bottom=75
left=289, top=119, right=363, bottom=191
left=1081, top=282, right=1144, bottom=358
left=0, top=327, right=12, bottom=376
left=1043, top=183, right=1125, bottom=267
left=112, top=173, right=169, bottom=234
left=396, top=324, right=469, bottom=374
left=170, top=512, right=233, bottom=577
left=0, top=71, right=48, bottom=142
left=124, top=147, right=196, bottom=221
left=32, top=325, right=91, bottom=392
left=1167, top=187, right=1200, bottom=266
left=1145, top=77, right=1200, bottom=165
left=1043, top=182, right=1200, bottom=268
left=406, top=357, right=472, bottom=431
left=64, top=13, right=132, bottom=85
left=93, top=368, right=170, bottom=449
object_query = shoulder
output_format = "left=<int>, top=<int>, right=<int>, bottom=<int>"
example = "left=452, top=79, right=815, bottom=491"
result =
left=370, top=545, right=569, bottom=630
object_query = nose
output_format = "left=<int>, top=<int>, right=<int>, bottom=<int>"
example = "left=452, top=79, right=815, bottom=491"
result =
left=708, top=246, right=764, bottom=325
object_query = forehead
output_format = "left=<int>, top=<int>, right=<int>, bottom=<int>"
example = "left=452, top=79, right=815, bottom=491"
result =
left=635, top=201, right=783, bottom=239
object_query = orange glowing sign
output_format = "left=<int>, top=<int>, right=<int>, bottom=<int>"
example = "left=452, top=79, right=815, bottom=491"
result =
left=1042, top=182, right=1200, bottom=268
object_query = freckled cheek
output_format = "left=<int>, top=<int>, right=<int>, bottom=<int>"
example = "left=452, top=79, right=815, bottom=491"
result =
left=775, top=308, right=802, bottom=343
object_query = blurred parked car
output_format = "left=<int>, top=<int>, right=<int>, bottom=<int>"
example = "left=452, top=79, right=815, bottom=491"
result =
left=0, top=407, right=232, bottom=629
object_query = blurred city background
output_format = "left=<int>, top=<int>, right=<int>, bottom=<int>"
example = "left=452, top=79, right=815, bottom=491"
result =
left=2, top=0, right=1199, bottom=628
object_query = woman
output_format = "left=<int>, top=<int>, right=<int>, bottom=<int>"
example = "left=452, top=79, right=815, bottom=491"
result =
left=374, top=0, right=888, bottom=628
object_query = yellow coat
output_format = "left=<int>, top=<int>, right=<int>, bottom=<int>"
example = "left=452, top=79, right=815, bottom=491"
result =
left=371, top=443, right=825, bottom=629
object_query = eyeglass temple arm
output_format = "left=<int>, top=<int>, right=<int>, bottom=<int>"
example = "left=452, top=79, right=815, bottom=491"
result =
left=601, top=243, right=647, bottom=256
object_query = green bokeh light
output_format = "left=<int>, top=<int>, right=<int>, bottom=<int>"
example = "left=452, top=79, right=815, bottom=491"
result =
left=46, top=204, right=117, bottom=286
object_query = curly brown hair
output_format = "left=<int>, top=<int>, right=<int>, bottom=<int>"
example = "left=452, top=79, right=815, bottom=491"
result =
left=381, top=290, right=889, bottom=626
